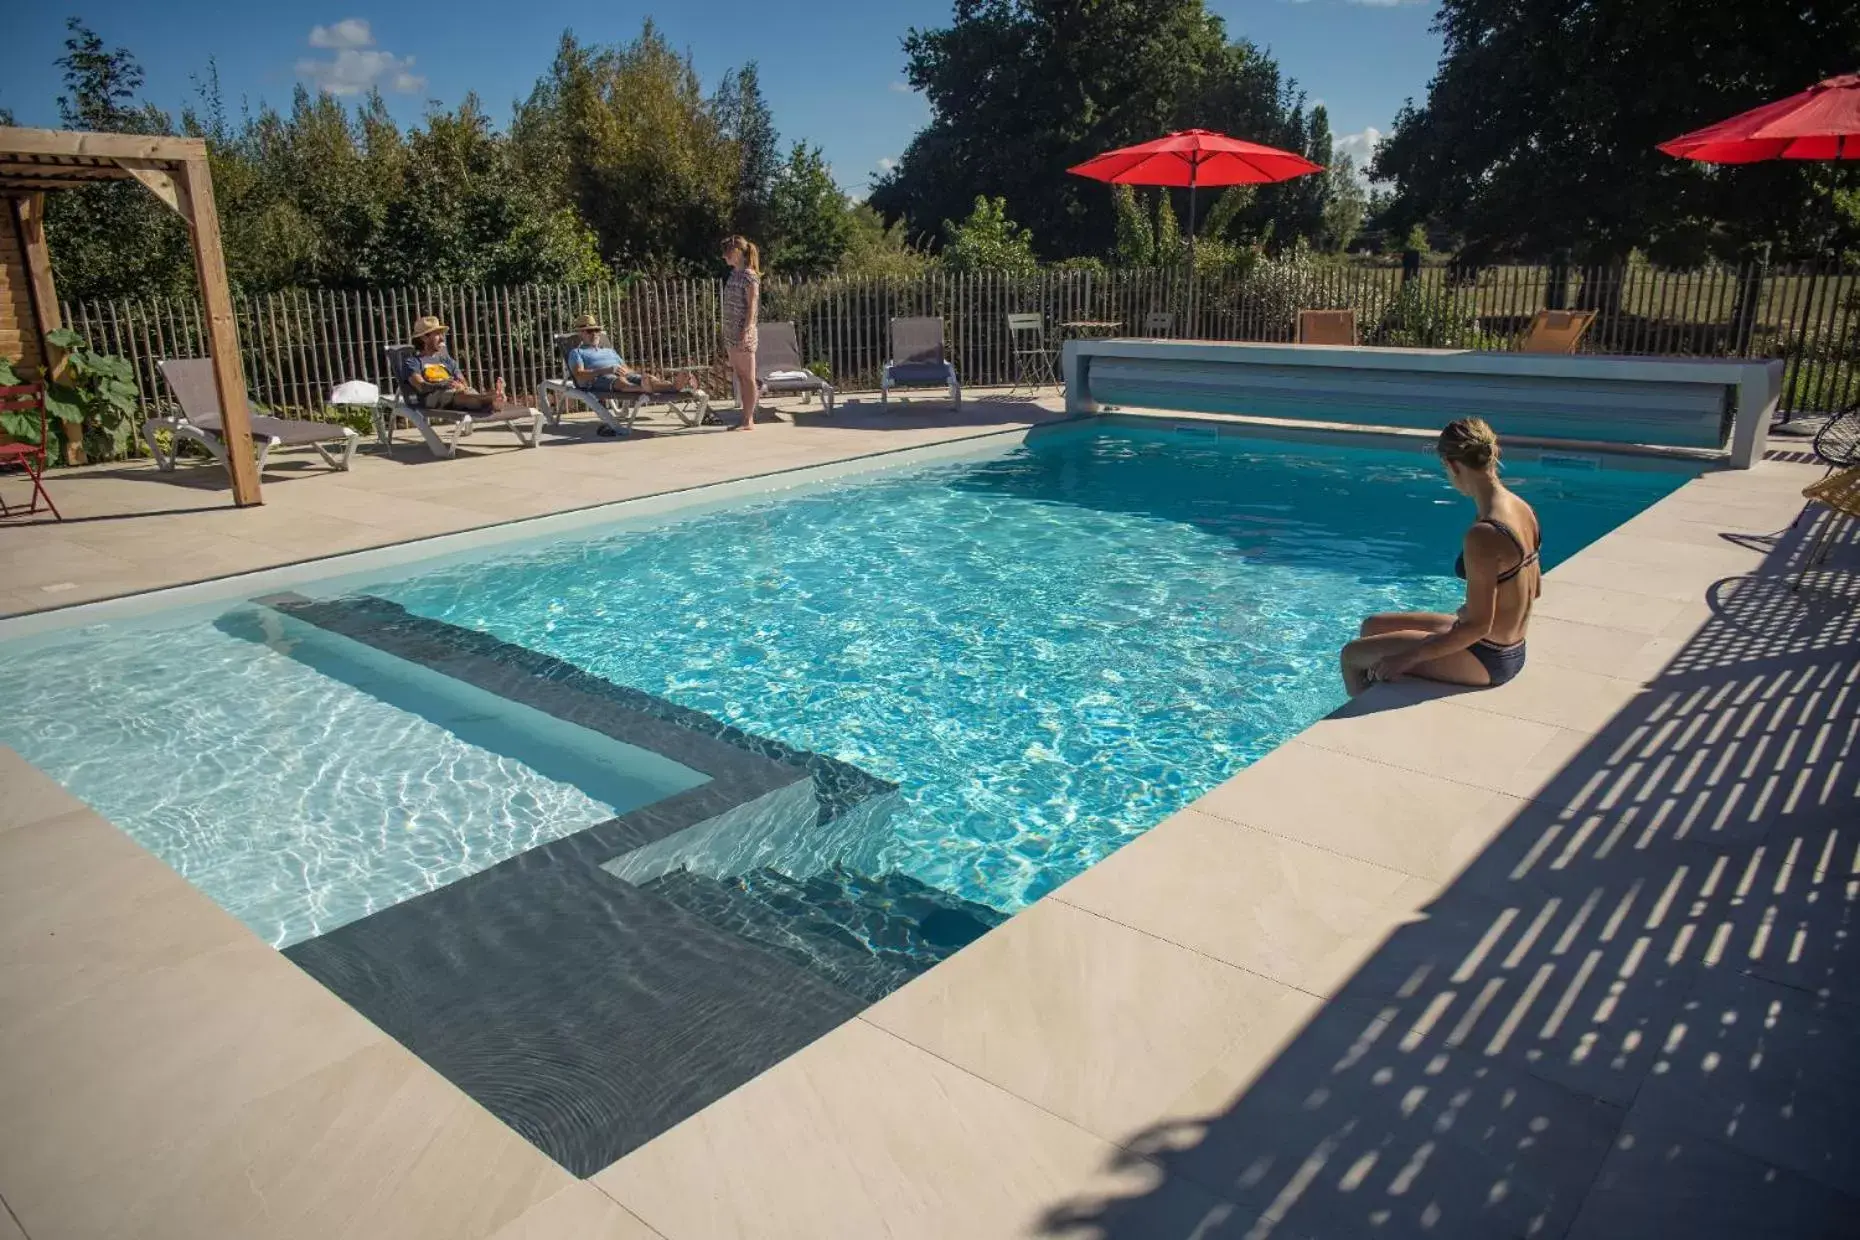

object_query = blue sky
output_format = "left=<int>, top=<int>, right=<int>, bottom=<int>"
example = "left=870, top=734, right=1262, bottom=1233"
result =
left=1, top=1, right=1441, bottom=194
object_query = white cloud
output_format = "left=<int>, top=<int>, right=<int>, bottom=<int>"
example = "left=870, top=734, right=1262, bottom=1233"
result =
left=1333, top=126, right=1385, bottom=182
left=877, top=156, right=898, bottom=172
left=308, top=18, right=373, bottom=49
left=888, top=82, right=913, bottom=94
left=297, top=21, right=425, bottom=96
left=1347, top=0, right=1427, bottom=5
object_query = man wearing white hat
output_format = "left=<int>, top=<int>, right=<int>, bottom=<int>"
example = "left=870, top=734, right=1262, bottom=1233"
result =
left=402, top=315, right=507, bottom=412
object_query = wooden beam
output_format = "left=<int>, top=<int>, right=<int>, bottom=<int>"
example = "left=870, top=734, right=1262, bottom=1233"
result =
left=10, top=193, right=84, bottom=464
left=0, top=126, right=204, bottom=162
left=0, top=177, right=135, bottom=192
left=0, top=162, right=128, bottom=179
left=175, top=156, right=261, bottom=507
left=114, top=158, right=189, bottom=217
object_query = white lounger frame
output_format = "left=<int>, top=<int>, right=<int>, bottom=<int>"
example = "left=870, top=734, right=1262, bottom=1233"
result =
left=372, top=398, right=544, bottom=459
left=140, top=415, right=359, bottom=473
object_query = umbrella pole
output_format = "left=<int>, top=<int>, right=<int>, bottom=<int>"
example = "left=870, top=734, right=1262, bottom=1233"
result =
left=1187, top=164, right=1198, bottom=336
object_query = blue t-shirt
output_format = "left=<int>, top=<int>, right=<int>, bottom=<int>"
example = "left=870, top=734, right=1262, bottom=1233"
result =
left=401, top=350, right=459, bottom=392
left=568, top=345, right=624, bottom=373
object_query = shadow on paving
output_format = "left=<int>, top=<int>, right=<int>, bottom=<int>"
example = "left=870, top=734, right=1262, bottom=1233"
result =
left=1043, top=510, right=1860, bottom=1239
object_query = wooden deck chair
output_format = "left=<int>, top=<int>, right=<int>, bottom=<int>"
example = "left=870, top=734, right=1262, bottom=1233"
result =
left=1297, top=309, right=1358, bottom=345
left=1519, top=309, right=1596, bottom=354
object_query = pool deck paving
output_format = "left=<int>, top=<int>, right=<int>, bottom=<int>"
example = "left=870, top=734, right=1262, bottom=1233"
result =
left=1, top=399, right=1857, bottom=1239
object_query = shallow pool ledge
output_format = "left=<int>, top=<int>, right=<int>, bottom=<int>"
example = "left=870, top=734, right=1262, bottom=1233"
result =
left=1062, top=337, right=1783, bottom=468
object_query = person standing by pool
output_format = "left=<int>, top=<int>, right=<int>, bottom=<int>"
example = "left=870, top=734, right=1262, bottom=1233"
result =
left=721, top=235, right=760, bottom=431
left=1340, top=417, right=1541, bottom=696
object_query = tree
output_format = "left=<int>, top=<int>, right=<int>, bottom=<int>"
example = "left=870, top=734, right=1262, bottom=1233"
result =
left=713, top=64, right=780, bottom=242
left=870, top=0, right=1297, bottom=260
left=941, top=196, right=1038, bottom=272
left=514, top=25, right=739, bottom=274
left=45, top=19, right=191, bottom=302
left=839, top=204, right=933, bottom=278
left=1373, top=0, right=1860, bottom=265
left=766, top=144, right=850, bottom=277
left=1319, top=155, right=1366, bottom=253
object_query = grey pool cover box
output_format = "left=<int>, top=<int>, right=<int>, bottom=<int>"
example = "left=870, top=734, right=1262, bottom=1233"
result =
left=1063, top=339, right=1784, bottom=468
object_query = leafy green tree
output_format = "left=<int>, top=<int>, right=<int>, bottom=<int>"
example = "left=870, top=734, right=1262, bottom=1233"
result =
left=1319, top=156, right=1366, bottom=253
left=1373, top=0, right=1860, bottom=265
left=766, top=144, right=851, bottom=277
left=44, top=20, right=191, bottom=302
left=838, top=204, right=933, bottom=278
left=940, top=196, right=1038, bottom=272
left=515, top=25, right=740, bottom=275
left=713, top=64, right=780, bottom=242
left=1111, top=184, right=1153, bottom=265
left=870, top=0, right=1296, bottom=260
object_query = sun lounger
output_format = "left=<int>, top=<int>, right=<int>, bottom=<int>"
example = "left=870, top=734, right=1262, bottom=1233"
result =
left=881, top=316, right=961, bottom=407
left=1519, top=309, right=1596, bottom=354
left=145, top=358, right=359, bottom=473
left=536, top=332, right=711, bottom=436
left=1297, top=309, right=1358, bottom=345
left=754, top=322, right=835, bottom=411
left=376, top=345, right=543, bottom=458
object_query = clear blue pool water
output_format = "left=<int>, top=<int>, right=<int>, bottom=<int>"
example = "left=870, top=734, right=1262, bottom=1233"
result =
left=0, top=424, right=1696, bottom=942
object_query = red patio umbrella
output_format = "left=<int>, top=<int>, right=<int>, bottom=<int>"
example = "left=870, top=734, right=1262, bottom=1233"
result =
left=1068, top=129, right=1323, bottom=268
left=1658, top=73, right=1860, bottom=163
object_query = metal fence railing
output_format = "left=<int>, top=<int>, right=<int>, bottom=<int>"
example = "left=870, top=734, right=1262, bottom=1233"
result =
left=58, top=258, right=1860, bottom=459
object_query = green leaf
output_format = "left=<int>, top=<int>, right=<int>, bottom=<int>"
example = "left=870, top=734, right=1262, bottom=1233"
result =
left=42, top=384, right=86, bottom=426
left=0, top=410, right=42, bottom=442
left=43, top=327, right=85, bottom=351
left=0, top=356, right=23, bottom=387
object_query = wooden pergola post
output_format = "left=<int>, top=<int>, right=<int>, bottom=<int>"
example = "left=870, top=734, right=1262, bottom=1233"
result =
left=0, top=127, right=262, bottom=506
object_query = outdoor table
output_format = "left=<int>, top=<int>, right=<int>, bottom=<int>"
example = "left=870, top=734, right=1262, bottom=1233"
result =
left=1061, top=320, right=1123, bottom=339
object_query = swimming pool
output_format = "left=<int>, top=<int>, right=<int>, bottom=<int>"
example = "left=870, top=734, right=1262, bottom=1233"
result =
left=0, top=421, right=1694, bottom=943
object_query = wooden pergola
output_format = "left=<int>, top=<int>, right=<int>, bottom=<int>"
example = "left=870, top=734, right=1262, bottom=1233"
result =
left=0, top=126, right=261, bottom=505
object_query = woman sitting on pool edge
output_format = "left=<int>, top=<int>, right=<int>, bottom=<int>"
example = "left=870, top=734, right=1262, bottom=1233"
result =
left=1341, top=417, right=1540, bottom=696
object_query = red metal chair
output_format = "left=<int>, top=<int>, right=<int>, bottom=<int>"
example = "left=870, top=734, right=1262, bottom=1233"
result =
left=0, top=383, right=63, bottom=521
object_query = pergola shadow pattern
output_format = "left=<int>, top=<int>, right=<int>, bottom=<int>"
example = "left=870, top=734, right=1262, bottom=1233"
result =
left=1042, top=514, right=1860, bottom=1238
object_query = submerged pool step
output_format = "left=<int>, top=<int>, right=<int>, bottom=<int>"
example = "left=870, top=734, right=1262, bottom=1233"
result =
left=640, top=864, right=1005, bottom=1004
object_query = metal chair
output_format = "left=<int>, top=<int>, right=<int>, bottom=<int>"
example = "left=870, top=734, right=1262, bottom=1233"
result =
left=1794, top=464, right=1860, bottom=592
left=1006, top=313, right=1059, bottom=393
left=0, top=383, right=61, bottom=521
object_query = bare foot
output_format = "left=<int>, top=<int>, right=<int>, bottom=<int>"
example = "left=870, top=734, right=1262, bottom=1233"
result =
left=491, top=377, right=507, bottom=411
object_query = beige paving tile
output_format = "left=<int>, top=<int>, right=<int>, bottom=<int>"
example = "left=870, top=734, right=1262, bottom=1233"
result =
left=0, top=808, right=252, bottom=1024
left=1549, top=553, right=1751, bottom=604
left=862, top=897, right=1297, bottom=1142
left=0, top=1199, right=22, bottom=1240
left=597, top=1018, right=1245, bottom=1240
left=1535, top=580, right=1696, bottom=634
left=1565, top=1092, right=1860, bottom=1240
left=1455, top=665, right=1649, bottom=733
left=1189, top=740, right=1529, bottom=881
left=1523, top=614, right=1664, bottom=679
left=0, top=940, right=391, bottom=1238
left=489, top=1184, right=663, bottom=1240
left=1156, top=990, right=1623, bottom=1240
left=1, top=537, right=141, bottom=591
left=0, top=747, right=90, bottom=835
left=118, top=1038, right=568, bottom=1240
left=1056, top=807, right=1433, bottom=994
left=1297, top=695, right=1591, bottom=800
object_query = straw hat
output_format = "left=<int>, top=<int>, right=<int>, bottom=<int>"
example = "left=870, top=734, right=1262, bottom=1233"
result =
left=571, top=312, right=605, bottom=333
left=409, top=314, right=448, bottom=343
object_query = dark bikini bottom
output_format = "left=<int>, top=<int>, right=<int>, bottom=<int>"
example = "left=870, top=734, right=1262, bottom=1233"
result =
left=1470, top=638, right=1527, bottom=687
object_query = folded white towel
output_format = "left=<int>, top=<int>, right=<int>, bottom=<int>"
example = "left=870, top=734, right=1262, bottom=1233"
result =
left=767, top=369, right=814, bottom=381
left=328, top=379, right=380, bottom=405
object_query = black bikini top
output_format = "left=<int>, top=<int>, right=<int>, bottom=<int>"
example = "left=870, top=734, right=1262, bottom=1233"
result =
left=1454, top=518, right=1540, bottom=583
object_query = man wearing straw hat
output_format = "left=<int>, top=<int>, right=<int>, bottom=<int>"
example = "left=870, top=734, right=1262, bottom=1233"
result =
left=566, top=312, right=698, bottom=394
left=402, top=315, right=508, bottom=412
